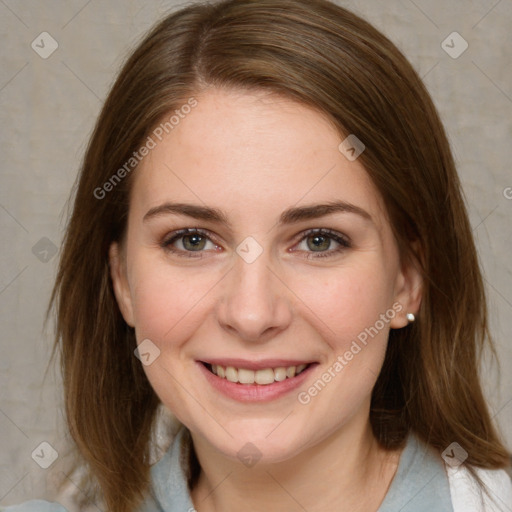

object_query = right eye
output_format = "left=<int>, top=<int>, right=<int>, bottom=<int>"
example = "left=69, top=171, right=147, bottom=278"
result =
left=161, top=228, right=222, bottom=258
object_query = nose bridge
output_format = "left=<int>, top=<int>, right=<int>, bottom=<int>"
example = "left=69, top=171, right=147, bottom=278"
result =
left=216, top=249, right=292, bottom=342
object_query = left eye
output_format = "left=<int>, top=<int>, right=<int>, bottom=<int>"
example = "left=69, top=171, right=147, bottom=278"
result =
left=293, top=229, right=351, bottom=258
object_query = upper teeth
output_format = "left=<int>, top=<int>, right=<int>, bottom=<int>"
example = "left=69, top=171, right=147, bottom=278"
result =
left=210, top=364, right=308, bottom=385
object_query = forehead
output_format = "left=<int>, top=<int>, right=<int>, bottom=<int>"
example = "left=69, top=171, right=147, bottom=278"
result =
left=130, top=88, right=388, bottom=228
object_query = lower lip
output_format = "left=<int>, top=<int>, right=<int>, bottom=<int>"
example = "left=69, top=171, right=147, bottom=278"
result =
left=197, top=362, right=318, bottom=402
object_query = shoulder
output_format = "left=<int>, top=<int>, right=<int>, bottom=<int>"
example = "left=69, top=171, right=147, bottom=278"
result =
left=447, top=464, right=512, bottom=512
left=0, top=500, right=69, bottom=512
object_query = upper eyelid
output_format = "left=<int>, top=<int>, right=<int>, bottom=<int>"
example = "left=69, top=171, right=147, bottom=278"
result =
left=162, top=228, right=220, bottom=245
left=299, top=227, right=350, bottom=240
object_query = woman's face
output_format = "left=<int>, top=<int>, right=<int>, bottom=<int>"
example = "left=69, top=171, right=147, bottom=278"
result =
left=110, top=88, right=421, bottom=464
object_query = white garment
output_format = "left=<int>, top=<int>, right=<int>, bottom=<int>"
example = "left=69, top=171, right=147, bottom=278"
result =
left=448, top=465, right=512, bottom=512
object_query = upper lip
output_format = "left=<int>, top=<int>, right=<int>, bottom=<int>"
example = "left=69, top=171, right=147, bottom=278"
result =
left=199, top=358, right=316, bottom=371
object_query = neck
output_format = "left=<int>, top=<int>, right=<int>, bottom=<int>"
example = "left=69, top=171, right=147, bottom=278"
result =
left=189, top=412, right=402, bottom=512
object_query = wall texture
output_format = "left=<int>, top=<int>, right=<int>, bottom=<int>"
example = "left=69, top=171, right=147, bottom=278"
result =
left=1, top=0, right=511, bottom=507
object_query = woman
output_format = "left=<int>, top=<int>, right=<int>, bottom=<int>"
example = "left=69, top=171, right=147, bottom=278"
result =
left=3, top=0, right=511, bottom=511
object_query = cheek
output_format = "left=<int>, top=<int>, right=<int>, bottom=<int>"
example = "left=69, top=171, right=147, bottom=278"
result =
left=290, top=261, right=395, bottom=348
left=128, top=257, right=221, bottom=347
left=290, top=263, right=396, bottom=425
left=127, top=260, right=218, bottom=417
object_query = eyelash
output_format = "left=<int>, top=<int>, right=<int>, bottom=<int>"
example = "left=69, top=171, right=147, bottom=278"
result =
left=160, top=228, right=351, bottom=259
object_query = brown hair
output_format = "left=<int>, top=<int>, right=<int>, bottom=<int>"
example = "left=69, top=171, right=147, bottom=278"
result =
left=49, top=0, right=511, bottom=510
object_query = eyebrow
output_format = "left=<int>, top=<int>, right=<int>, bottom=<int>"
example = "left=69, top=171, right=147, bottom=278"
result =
left=280, top=201, right=372, bottom=224
left=143, top=200, right=373, bottom=227
left=143, top=202, right=231, bottom=226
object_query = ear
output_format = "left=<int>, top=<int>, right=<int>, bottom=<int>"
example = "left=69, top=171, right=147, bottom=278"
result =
left=390, top=245, right=423, bottom=329
left=109, top=242, right=135, bottom=327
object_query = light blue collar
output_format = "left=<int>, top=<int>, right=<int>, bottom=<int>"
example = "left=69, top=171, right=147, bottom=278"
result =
left=147, top=426, right=195, bottom=512
left=377, top=433, right=453, bottom=511
left=147, top=428, right=453, bottom=512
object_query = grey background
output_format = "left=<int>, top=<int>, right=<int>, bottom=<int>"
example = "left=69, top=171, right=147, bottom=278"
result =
left=1, top=0, right=511, bottom=507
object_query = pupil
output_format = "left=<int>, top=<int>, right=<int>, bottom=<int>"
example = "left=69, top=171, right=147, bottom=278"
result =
left=184, top=234, right=205, bottom=251
left=308, top=235, right=330, bottom=251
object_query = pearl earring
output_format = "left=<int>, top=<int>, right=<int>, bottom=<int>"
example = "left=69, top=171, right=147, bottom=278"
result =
left=406, top=313, right=415, bottom=323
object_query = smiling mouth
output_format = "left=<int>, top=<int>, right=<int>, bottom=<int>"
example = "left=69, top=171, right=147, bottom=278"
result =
left=202, top=362, right=312, bottom=385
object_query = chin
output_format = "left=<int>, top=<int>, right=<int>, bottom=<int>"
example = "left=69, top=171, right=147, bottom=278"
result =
left=196, top=417, right=314, bottom=465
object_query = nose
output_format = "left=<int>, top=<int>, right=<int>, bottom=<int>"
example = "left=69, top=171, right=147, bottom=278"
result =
left=216, top=252, right=293, bottom=343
